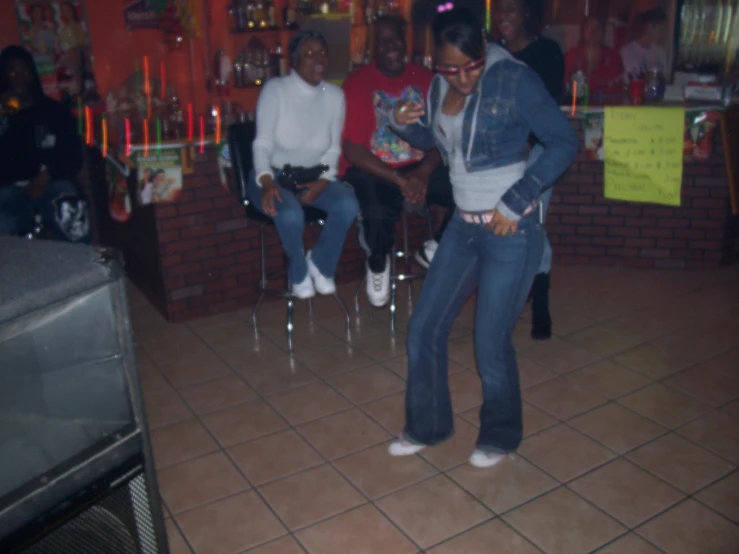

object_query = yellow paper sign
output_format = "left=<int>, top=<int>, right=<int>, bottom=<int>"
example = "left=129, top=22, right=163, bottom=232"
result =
left=604, top=107, right=685, bottom=207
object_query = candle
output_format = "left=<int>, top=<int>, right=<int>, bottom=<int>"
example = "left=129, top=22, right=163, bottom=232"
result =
left=215, top=106, right=222, bottom=145
left=101, top=115, right=108, bottom=158
left=485, top=0, right=491, bottom=33
left=143, top=118, right=149, bottom=157
left=199, top=116, right=205, bottom=154
left=125, top=118, right=131, bottom=157
left=143, top=56, right=150, bottom=95
left=160, top=61, right=166, bottom=99
left=84, top=106, right=92, bottom=145
left=424, top=24, right=432, bottom=57
left=187, top=103, right=194, bottom=142
left=571, top=81, right=577, bottom=116
left=77, top=97, right=83, bottom=135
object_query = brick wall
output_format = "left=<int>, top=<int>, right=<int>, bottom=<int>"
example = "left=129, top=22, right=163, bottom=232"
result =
left=119, top=117, right=736, bottom=322
left=548, top=118, right=738, bottom=270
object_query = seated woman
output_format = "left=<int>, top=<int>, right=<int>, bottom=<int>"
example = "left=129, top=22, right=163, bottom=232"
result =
left=249, top=31, right=359, bottom=299
left=565, top=16, right=625, bottom=97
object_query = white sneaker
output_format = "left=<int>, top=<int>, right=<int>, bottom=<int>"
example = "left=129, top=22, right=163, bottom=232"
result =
left=306, top=250, right=336, bottom=295
left=388, top=436, right=426, bottom=456
left=291, top=274, right=315, bottom=299
left=366, top=259, right=390, bottom=307
left=468, top=450, right=506, bottom=468
left=414, top=239, right=438, bottom=269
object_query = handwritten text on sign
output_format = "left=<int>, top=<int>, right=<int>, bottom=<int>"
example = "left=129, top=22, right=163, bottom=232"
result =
left=604, top=107, right=685, bottom=207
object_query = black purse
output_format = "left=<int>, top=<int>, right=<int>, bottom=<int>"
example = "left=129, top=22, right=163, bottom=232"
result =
left=275, top=164, right=329, bottom=194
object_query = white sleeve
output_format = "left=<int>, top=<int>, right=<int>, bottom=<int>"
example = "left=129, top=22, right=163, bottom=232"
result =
left=319, top=90, right=345, bottom=182
left=252, top=80, right=280, bottom=186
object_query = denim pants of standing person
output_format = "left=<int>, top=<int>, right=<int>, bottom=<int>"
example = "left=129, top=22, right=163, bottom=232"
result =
left=404, top=211, right=544, bottom=452
left=246, top=170, right=359, bottom=284
left=529, top=144, right=553, bottom=274
left=0, top=180, right=93, bottom=243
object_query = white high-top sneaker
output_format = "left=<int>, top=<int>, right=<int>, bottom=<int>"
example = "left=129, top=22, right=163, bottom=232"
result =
left=366, top=257, right=390, bottom=307
left=414, top=239, right=438, bottom=269
left=291, top=274, right=315, bottom=299
left=306, top=250, right=336, bottom=295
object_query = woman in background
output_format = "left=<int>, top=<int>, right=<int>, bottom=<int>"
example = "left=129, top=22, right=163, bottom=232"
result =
left=248, top=31, right=359, bottom=299
left=495, top=0, right=564, bottom=339
left=565, top=16, right=625, bottom=98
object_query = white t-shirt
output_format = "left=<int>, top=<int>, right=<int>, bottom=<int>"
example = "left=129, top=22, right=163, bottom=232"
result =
left=252, top=70, right=345, bottom=185
left=620, top=41, right=668, bottom=78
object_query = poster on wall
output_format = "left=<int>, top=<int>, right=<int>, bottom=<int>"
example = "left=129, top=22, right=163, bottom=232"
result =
left=14, top=0, right=97, bottom=100
left=134, top=149, right=184, bottom=205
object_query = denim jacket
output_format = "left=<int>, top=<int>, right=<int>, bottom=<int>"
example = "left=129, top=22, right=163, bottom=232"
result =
left=391, top=43, right=579, bottom=217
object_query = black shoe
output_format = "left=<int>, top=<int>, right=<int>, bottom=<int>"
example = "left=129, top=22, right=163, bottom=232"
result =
left=530, top=272, right=552, bottom=340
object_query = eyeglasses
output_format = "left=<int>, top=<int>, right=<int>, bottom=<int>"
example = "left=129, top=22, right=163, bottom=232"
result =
left=435, top=58, right=485, bottom=75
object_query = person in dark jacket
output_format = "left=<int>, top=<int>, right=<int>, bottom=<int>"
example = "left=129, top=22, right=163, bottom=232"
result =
left=496, top=0, right=565, bottom=339
left=0, top=45, right=92, bottom=243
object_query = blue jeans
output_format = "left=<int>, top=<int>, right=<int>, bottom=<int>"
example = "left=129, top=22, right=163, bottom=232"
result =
left=528, top=144, right=552, bottom=274
left=246, top=171, right=359, bottom=283
left=404, top=212, right=544, bottom=452
left=0, top=180, right=93, bottom=243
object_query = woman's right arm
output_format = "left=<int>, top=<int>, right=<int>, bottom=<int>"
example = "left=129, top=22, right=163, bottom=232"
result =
left=390, top=80, right=438, bottom=152
left=252, top=80, right=280, bottom=187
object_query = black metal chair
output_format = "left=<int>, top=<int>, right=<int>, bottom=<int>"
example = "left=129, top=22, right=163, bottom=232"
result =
left=227, top=122, right=350, bottom=352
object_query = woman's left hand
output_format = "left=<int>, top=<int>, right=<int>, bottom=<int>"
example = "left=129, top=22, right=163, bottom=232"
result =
left=296, top=179, right=329, bottom=205
left=486, top=210, right=519, bottom=236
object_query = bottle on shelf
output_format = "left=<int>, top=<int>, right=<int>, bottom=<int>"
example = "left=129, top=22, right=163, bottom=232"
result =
left=277, top=44, right=289, bottom=76
left=283, top=0, right=298, bottom=29
left=246, top=0, right=256, bottom=29
left=266, top=0, right=278, bottom=29
left=255, top=0, right=266, bottom=28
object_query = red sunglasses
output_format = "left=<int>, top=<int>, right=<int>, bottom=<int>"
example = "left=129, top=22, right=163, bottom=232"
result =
left=436, top=58, right=485, bottom=75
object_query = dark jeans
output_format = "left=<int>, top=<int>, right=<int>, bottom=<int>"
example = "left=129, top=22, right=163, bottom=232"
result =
left=0, top=180, right=93, bottom=243
left=404, top=212, right=544, bottom=453
left=343, top=163, right=455, bottom=273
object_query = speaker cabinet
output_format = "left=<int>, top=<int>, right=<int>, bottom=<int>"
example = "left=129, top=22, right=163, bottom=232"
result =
left=0, top=237, right=169, bottom=554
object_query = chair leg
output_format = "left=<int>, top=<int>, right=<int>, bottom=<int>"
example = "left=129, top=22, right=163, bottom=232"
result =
left=286, top=296, right=294, bottom=353
left=403, top=211, right=414, bottom=314
left=333, top=292, right=351, bottom=338
left=308, top=298, right=314, bottom=319
left=354, top=275, right=365, bottom=314
left=253, top=224, right=268, bottom=330
left=389, top=244, right=398, bottom=335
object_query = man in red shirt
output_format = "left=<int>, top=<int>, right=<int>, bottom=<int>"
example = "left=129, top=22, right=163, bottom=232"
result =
left=342, top=15, right=452, bottom=307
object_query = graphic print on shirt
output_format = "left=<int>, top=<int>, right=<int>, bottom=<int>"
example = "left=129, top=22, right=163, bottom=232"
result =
left=371, top=86, right=425, bottom=165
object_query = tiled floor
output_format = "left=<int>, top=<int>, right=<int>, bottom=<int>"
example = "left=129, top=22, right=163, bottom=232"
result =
left=129, top=265, right=739, bottom=554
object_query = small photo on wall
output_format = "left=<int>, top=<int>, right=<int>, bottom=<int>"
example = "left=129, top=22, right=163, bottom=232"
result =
left=135, top=149, right=183, bottom=205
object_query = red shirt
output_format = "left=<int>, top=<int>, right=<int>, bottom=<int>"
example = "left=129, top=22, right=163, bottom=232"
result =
left=564, top=45, right=625, bottom=96
left=340, top=61, right=434, bottom=175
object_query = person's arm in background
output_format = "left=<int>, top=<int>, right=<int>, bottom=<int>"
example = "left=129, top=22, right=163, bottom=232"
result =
left=496, top=65, right=579, bottom=220
left=252, top=79, right=280, bottom=188
left=341, top=71, right=406, bottom=187
left=318, top=90, right=345, bottom=182
left=388, top=78, right=438, bottom=151
left=43, top=102, right=83, bottom=181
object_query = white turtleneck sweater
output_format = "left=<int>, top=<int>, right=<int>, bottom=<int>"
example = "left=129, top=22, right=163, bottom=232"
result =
left=252, top=70, right=345, bottom=186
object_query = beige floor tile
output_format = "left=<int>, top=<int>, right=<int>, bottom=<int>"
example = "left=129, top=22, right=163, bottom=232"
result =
left=194, top=322, right=258, bottom=351
left=297, top=343, right=376, bottom=378
left=139, top=364, right=172, bottom=396
left=567, top=360, right=651, bottom=399
left=157, top=352, right=234, bottom=390
left=351, top=332, right=408, bottom=362
left=295, top=505, right=418, bottom=554
left=523, top=377, right=607, bottom=420
left=518, top=357, right=558, bottom=390
left=228, top=430, right=323, bottom=485
left=328, top=365, right=406, bottom=405
left=594, top=534, right=663, bottom=554
left=157, top=452, right=249, bottom=514
left=612, top=343, right=696, bottom=380
left=150, top=418, right=220, bottom=469
left=200, top=400, right=289, bottom=447
left=522, top=402, right=559, bottom=437
left=244, top=536, right=305, bottom=554
left=696, top=471, right=739, bottom=524
left=267, top=382, right=352, bottom=425
left=448, top=371, right=483, bottom=414
left=637, top=500, right=739, bottom=554
left=176, top=491, right=286, bottom=554
left=677, top=410, right=739, bottom=463
left=185, top=311, right=248, bottom=333
left=165, top=520, right=194, bottom=554
left=297, top=408, right=390, bottom=460
left=550, top=307, right=597, bottom=336
left=701, top=347, right=739, bottom=379
left=216, top=341, right=292, bottom=372
left=518, top=425, right=616, bottom=482
left=144, top=388, right=193, bottom=429
left=664, top=366, right=739, bottom=407
left=569, top=403, right=667, bottom=454
left=142, top=332, right=210, bottom=365
left=178, top=374, right=257, bottom=415
left=449, top=455, right=558, bottom=514
left=239, top=358, right=318, bottom=396
left=375, top=475, right=492, bottom=549
left=263, top=324, right=344, bottom=352
left=525, top=336, right=602, bottom=374
left=627, top=433, right=735, bottom=493
left=448, top=336, right=476, bottom=369
left=567, top=324, right=644, bottom=358
left=426, top=520, right=540, bottom=554
left=503, top=488, right=625, bottom=554
left=361, top=392, right=405, bottom=434
left=258, top=464, right=365, bottom=530
left=333, top=442, right=438, bottom=499
left=419, top=418, right=481, bottom=470
left=569, top=459, right=685, bottom=528
left=722, top=399, right=739, bottom=419
left=618, top=384, right=711, bottom=428
left=382, top=355, right=467, bottom=381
